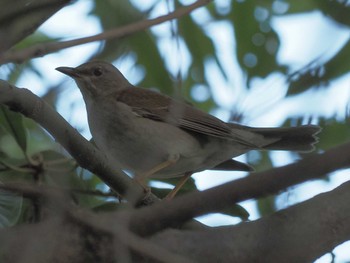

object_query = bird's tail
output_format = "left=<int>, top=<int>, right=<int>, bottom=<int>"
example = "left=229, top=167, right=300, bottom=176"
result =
left=248, top=125, right=321, bottom=152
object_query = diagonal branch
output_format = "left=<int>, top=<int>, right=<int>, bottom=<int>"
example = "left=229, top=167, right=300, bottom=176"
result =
left=149, top=180, right=350, bottom=262
left=0, top=80, right=151, bottom=204
left=0, top=0, right=212, bottom=64
left=129, top=141, right=350, bottom=236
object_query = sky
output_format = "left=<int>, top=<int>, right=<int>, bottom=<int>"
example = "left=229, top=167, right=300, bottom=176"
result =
left=12, top=1, right=350, bottom=262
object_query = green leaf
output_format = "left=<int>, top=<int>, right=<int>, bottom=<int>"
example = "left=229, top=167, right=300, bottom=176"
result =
left=317, top=119, right=350, bottom=150
left=153, top=176, right=197, bottom=190
left=257, top=195, right=277, bottom=217
left=149, top=187, right=173, bottom=199
left=220, top=203, right=250, bottom=221
left=149, top=176, right=198, bottom=198
left=0, top=189, right=23, bottom=227
left=288, top=39, right=350, bottom=95
left=0, top=152, right=31, bottom=182
left=24, top=118, right=60, bottom=155
left=40, top=150, right=78, bottom=187
left=287, top=0, right=350, bottom=26
left=0, top=134, right=24, bottom=159
left=14, top=31, right=60, bottom=50
left=0, top=106, right=27, bottom=154
left=286, top=0, right=321, bottom=14
left=0, top=154, right=28, bottom=171
left=38, top=150, right=111, bottom=209
left=317, top=0, right=350, bottom=26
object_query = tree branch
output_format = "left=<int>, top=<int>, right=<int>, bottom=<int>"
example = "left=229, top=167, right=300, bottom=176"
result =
left=1, top=175, right=350, bottom=262
left=0, top=80, right=152, bottom=204
left=0, top=182, right=194, bottom=263
left=0, top=0, right=71, bottom=53
left=129, top=141, right=350, bottom=236
left=149, top=180, right=350, bottom=262
left=0, top=0, right=212, bottom=64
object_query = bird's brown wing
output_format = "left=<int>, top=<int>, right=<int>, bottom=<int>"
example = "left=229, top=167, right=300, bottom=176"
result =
left=115, top=87, right=259, bottom=146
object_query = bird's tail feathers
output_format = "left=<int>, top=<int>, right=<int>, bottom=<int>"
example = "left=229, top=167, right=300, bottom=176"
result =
left=249, top=125, right=321, bottom=152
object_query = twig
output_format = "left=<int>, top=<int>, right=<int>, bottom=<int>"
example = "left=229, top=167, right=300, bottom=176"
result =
left=70, top=188, right=120, bottom=198
left=0, top=181, right=120, bottom=200
left=0, top=159, right=35, bottom=173
left=136, top=181, right=350, bottom=262
left=0, top=182, right=68, bottom=201
left=0, top=0, right=212, bottom=64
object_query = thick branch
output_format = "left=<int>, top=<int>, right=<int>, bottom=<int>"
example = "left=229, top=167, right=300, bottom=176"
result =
left=1, top=177, right=350, bottom=262
left=149, top=180, right=350, bottom=262
left=0, top=0, right=71, bottom=53
left=129, top=141, right=350, bottom=236
left=0, top=0, right=212, bottom=64
left=0, top=182, right=194, bottom=263
left=0, top=80, right=151, bottom=203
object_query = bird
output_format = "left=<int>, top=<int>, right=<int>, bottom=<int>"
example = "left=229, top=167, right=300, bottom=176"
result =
left=56, top=61, right=321, bottom=197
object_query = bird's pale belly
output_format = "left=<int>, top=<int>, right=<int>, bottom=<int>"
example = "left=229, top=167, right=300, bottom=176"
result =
left=90, top=112, right=214, bottom=178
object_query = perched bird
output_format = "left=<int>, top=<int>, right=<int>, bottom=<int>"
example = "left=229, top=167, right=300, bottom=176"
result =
left=56, top=61, right=320, bottom=197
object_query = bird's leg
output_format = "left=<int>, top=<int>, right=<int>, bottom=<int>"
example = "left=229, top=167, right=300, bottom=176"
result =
left=165, top=172, right=193, bottom=200
left=135, top=154, right=179, bottom=191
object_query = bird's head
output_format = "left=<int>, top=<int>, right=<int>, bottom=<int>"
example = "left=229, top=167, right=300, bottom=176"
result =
left=56, top=61, right=130, bottom=98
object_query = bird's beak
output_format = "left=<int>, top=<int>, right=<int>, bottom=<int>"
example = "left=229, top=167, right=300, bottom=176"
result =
left=56, top=66, right=80, bottom=78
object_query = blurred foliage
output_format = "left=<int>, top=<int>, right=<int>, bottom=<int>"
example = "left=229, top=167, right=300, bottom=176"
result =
left=0, top=0, right=70, bottom=53
left=0, top=31, right=59, bottom=85
left=257, top=195, right=277, bottom=217
left=287, top=0, right=350, bottom=26
left=91, top=0, right=174, bottom=94
left=287, top=39, right=350, bottom=95
left=0, top=106, right=27, bottom=155
left=0, top=189, right=22, bottom=227
left=0, top=107, right=109, bottom=223
left=177, top=11, right=218, bottom=110
left=317, top=118, right=350, bottom=149
left=228, top=1, right=287, bottom=82
left=0, top=0, right=349, bottom=226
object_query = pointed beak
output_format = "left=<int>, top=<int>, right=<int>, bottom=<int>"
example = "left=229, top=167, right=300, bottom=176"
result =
left=56, top=66, right=80, bottom=78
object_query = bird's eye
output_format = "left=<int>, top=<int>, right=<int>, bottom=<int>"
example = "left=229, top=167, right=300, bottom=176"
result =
left=93, top=68, right=103, bottom=77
